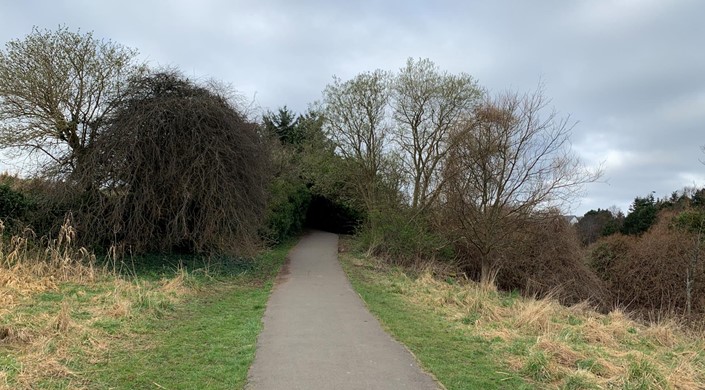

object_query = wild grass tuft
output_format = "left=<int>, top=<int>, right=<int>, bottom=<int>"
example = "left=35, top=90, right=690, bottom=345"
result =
left=523, top=349, right=553, bottom=382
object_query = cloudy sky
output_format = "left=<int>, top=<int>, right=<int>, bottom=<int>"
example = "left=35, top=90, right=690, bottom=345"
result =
left=1, top=0, right=704, bottom=215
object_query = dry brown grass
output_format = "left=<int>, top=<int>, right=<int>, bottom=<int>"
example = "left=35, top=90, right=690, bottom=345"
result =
left=0, top=218, right=195, bottom=389
left=373, top=262, right=705, bottom=389
left=513, top=297, right=557, bottom=333
left=402, top=270, right=505, bottom=325
left=1, top=276, right=192, bottom=389
left=160, top=266, right=192, bottom=297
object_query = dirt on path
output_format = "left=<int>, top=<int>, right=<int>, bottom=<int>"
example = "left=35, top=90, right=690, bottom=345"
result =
left=246, top=231, right=440, bottom=390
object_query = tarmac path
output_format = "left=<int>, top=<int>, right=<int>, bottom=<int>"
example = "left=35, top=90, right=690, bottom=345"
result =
left=246, top=231, right=440, bottom=389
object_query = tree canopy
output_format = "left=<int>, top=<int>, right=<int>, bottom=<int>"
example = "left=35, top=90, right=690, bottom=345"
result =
left=263, top=106, right=304, bottom=145
left=392, top=58, right=482, bottom=211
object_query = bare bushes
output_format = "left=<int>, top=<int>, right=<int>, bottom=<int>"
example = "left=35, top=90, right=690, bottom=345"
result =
left=442, top=90, right=599, bottom=281
left=499, top=216, right=610, bottom=306
left=449, top=214, right=610, bottom=306
left=85, top=71, right=269, bottom=254
left=438, top=89, right=602, bottom=304
left=589, top=211, right=705, bottom=315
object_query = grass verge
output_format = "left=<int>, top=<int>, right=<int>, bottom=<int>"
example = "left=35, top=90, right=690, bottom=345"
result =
left=339, top=248, right=530, bottom=389
left=1, top=237, right=293, bottom=389
left=339, top=240, right=705, bottom=390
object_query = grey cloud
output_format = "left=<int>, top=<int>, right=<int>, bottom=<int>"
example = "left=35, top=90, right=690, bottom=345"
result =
left=1, top=0, right=704, bottom=216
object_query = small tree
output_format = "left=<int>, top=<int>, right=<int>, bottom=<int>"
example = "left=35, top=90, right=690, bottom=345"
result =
left=0, top=26, right=144, bottom=177
left=86, top=71, right=268, bottom=254
left=443, top=89, right=600, bottom=280
left=576, top=208, right=622, bottom=245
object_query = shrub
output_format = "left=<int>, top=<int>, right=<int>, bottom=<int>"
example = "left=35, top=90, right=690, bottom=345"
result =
left=0, top=184, right=32, bottom=230
left=589, top=210, right=705, bottom=315
left=84, top=71, right=269, bottom=254
left=0, top=176, right=79, bottom=238
left=261, top=180, right=311, bottom=243
left=588, top=234, right=634, bottom=282
left=497, top=216, right=610, bottom=306
left=356, top=207, right=454, bottom=265
left=451, top=214, right=610, bottom=307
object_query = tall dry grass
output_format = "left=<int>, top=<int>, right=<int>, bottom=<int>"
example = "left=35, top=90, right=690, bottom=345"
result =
left=362, top=256, right=705, bottom=389
left=0, top=217, right=194, bottom=389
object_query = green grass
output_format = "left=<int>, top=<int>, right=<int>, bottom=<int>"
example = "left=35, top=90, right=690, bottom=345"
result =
left=0, top=353, right=20, bottom=385
left=87, top=286, right=268, bottom=388
left=339, top=253, right=531, bottom=390
left=0, top=241, right=293, bottom=389
left=523, top=351, right=552, bottom=382
left=84, top=244, right=291, bottom=389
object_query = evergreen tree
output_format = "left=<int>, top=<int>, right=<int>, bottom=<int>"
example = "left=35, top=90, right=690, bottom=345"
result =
left=621, top=194, right=658, bottom=235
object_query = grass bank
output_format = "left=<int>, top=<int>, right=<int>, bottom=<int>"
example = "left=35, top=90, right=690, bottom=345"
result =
left=1, top=232, right=292, bottom=389
left=340, top=240, right=705, bottom=389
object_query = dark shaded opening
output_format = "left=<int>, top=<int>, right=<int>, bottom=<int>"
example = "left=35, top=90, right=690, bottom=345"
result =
left=304, top=195, right=361, bottom=234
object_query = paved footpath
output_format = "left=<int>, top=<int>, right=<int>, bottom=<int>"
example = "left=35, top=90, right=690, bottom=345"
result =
left=246, top=231, right=440, bottom=390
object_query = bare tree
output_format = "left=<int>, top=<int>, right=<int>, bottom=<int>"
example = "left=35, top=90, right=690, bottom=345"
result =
left=322, top=70, right=392, bottom=214
left=686, top=222, right=703, bottom=317
left=443, top=89, right=600, bottom=280
left=0, top=26, right=145, bottom=176
left=392, top=58, right=482, bottom=211
left=674, top=210, right=705, bottom=316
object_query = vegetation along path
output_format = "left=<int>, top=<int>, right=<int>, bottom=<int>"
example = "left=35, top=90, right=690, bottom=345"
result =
left=246, top=231, right=439, bottom=389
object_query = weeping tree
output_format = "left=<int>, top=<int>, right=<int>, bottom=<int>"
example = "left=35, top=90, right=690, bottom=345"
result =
left=86, top=71, right=269, bottom=254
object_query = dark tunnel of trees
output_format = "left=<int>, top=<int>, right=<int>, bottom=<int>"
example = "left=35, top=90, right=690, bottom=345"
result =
left=304, top=195, right=361, bottom=235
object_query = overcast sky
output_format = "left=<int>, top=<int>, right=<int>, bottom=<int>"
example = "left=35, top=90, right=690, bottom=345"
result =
left=1, top=0, right=704, bottom=215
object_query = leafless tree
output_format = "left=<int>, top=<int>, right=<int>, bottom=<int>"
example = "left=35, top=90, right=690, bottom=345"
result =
left=442, top=88, right=600, bottom=280
left=322, top=70, right=392, bottom=214
left=85, top=71, right=269, bottom=254
left=673, top=210, right=705, bottom=316
left=686, top=223, right=703, bottom=316
left=392, top=58, right=482, bottom=212
left=0, top=26, right=145, bottom=177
